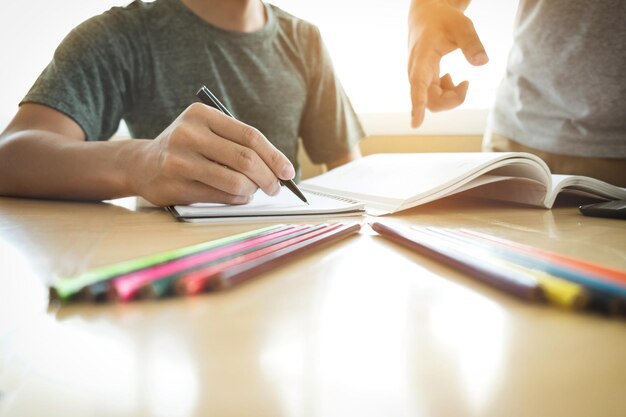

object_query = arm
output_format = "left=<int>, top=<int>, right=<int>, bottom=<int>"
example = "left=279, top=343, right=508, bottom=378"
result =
left=0, top=8, right=296, bottom=206
left=299, top=25, right=366, bottom=171
left=0, top=104, right=132, bottom=201
left=0, top=103, right=295, bottom=206
left=408, top=0, right=488, bottom=128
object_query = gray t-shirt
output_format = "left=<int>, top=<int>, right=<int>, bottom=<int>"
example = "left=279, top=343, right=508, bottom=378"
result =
left=21, top=0, right=364, bottom=173
left=490, top=0, right=626, bottom=158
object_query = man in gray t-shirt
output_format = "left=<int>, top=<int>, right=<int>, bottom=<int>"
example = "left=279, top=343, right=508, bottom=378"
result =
left=407, top=0, right=626, bottom=186
left=0, top=0, right=364, bottom=205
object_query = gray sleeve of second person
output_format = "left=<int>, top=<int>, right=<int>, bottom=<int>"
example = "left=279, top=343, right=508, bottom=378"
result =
left=20, top=11, right=142, bottom=141
left=298, top=26, right=365, bottom=165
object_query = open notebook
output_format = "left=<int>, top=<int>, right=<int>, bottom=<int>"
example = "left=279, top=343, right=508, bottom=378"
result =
left=169, top=188, right=364, bottom=223
left=299, top=152, right=626, bottom=215
left=169, top=152, right=626, bottom=221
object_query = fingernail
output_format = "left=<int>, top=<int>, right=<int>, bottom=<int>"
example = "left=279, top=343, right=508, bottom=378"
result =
left=270, top=181, right=281, bottom=196
left=472, top=51, right=489, bottom=65
left=281, top=164, right=295, bottom=179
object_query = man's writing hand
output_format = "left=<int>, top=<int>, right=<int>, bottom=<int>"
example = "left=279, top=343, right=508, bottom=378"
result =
left=131, top=103, right=295, bottom=206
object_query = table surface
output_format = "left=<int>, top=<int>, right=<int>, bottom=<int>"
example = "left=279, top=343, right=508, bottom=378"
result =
left=0, top=195, right=625, bottom=417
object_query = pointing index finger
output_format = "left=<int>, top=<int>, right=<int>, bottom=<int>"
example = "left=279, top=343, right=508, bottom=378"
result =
left=408, top=46, right=440, bottom=128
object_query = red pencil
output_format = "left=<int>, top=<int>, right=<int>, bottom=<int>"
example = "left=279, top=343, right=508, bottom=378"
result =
left=210, top=222, right=362, bottom=291
left=109, top=224, right=308, bottom=302
left=457, top=228, right=626, bottom=286
left=137, top=224, right=334, bottom=300
left=178, top=222, right=360, bottom=295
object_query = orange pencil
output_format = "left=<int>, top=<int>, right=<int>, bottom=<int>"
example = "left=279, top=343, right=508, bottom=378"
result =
left=178, top=222, right=360, bottom=294
left=457, top=229, right=626, bottom=286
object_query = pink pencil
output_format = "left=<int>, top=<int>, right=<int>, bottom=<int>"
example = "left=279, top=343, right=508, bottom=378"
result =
left=111, top=225, right=309, bottom=301
left=179, top=223, right=345, bottom=295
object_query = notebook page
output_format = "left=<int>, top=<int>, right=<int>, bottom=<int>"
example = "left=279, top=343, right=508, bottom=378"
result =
left=545, top=175, right=626, bottom=208
left=300, top=153, right=532, bottom=204
left=172, top=188, right=364, bottom=218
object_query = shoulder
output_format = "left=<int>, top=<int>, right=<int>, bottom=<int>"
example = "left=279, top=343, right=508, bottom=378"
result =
left=269, top=4, right=323, bottom=48
left=57, top=1, right=159, bottom=58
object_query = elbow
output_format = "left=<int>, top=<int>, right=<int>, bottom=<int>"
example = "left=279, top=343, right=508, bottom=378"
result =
left=0, top=132, right=27, bottom=196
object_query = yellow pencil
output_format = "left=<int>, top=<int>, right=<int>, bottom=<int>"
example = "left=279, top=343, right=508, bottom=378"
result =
left=418, top=226, right=588, bottom=309
left=497, top=259, right=587, bottom=309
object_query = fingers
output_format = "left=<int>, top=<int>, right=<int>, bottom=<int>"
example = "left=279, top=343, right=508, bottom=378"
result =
left=145, top=103, right=296, bottom=205
left=180, top=181, right=252, bottom=205
left=167, top=115, right=281, bottom=196
left=453, top=15, right=489, bottom=66
left=427, top=74, right=469, bottom=112
left=196, top=104, right=295, bottom=180
left=148, top=179, right=252, bottom=207
left=168, top=150, right=261, bottom=197
left=192, top=136, right=280, bottom=196
left=407, top=3, right=487, bottom=128
left=408, top=48, right=439, bottom=128
left=440, top=73, right=455, bottom=90
left=409, top=69, right=428, bottom=129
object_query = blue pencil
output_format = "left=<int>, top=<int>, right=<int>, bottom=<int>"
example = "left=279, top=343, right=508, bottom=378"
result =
left=420, top=226, right=626, bottom=300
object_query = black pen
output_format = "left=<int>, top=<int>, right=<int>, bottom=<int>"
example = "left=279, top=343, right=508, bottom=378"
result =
left=196, top=85, right=309, bottom=205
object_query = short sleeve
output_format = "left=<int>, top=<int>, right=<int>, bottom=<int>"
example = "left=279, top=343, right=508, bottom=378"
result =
left=298, top=26, right=365, bottom=165
left=20, top=9, right=143, bottom=141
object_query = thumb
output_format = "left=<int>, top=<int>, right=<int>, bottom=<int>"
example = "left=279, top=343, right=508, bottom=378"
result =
left=454, top=15, right=489, bottom=66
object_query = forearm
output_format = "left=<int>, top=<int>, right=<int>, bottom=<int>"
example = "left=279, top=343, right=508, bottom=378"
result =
left=0, top=130, right=143, bottom=201
left=410, top=0, right=471, bottom=11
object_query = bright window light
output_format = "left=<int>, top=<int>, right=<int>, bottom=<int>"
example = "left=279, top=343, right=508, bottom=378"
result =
left=271, top=0, right=518, bottom=134
left=0, top=0, right=517, bottom=134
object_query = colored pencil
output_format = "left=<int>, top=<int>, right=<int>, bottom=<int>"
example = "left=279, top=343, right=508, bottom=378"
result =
left=109, top=224, right=313, bottom=302
left=79, top=224, right=295, bottom=302
left=422, top=227, right=626, bottom=299
left=458, top=229, right=626, bottom=286
left=83, top=281, right=110, bottom=303
left=132, top=224, right=330, bottom=300
left=371, top=222, right=545, bottom=302
left=52, top=224, right=283, bottom=300
left=429, top=227, right=625, bottom=313
left=209, top=222, right=362, bottom=291
left=178, top=223, right=356, bottom=295
left=82, top=225, right=295, bottom=302
left=421, top=227, right=588, bottom=309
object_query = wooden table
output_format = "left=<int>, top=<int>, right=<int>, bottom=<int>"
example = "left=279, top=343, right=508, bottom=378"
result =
left=1, top=196, right=625, bottom=417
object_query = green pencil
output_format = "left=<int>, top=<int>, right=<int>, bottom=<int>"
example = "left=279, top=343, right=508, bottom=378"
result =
left=52, top=224, right=283, bottom=301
